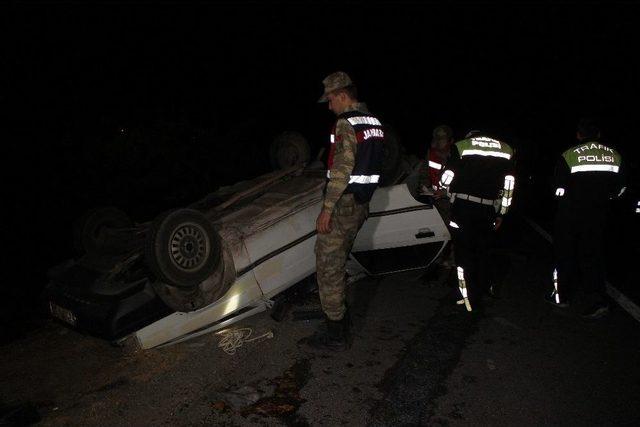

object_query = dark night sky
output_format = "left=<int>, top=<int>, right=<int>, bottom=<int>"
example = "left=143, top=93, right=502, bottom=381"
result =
left=11, top=2, right=639, bottom=141
left=4, top=1, right=640, bottom=333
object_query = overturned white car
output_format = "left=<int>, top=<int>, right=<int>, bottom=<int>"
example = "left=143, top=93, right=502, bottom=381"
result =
left=45, top=136, right=450, bottom=349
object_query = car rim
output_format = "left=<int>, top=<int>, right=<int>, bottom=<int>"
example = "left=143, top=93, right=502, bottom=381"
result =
left=168, top=222, right=210, bottom=271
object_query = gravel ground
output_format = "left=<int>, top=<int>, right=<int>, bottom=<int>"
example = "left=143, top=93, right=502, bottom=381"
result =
left=2, top=220, right=639, bottom=426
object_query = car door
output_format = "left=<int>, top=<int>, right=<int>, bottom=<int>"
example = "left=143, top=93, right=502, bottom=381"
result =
left=350, top=183, right=450, bottom=275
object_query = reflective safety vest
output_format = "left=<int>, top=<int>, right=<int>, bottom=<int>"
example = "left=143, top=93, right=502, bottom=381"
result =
left=455, top=136, right=514, bottom=161
left=554, top=141, right=623, bottom=201
left=438, top=136, right=515, bottom=214
left=561, top=142, right=621, bottom=174
left=328, top=110, right=385, bottom=203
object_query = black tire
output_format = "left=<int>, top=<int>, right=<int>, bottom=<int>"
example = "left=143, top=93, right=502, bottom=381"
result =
left=269, top=131, right=311, bottom=170
left=150, top=239, right=234, bottom=312
left=269, top=296, right=291, bottom=322
left=150, top=280, right=216, bottom=312
left=73, top=207, right=133, bottom=255
left=380, top=124, right=403, bottom=186
left=145, top=209, right=221, bottom=289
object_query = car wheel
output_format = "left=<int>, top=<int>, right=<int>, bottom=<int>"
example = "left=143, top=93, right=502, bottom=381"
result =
left=380, top=124, right=403, bottom=186
left=270, top=131, right=311, bottom=170
left=150, top=280, right=212, bottom=312
left=73, top=207, right=134, bottom=255
left=145, top=208, right=221, bottom=289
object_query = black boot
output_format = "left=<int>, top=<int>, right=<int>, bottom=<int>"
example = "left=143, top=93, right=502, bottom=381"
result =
left=301, top=317, right=348, bottom=352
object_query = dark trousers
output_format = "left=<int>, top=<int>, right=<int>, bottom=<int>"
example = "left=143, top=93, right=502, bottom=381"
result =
left=450, top=199, right=496, bottom=307
left=554, top=207, right=606, bottom=303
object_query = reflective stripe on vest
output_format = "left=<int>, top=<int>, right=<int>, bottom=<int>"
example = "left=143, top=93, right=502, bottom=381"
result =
left=327, top=170, right=380, bottom=184
left=429, top=160, right=443, bottom=170
left=347, top=116, right=382, bottom=126
left=571, top=164, right=619, bottom=173
left=499, top=175, right=515, bottom=215
left=439, top=169, right=455, bottom=187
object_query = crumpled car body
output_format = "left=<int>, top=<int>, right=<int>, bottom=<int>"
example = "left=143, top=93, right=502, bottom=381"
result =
left=45, top=166, right=450, bottom=349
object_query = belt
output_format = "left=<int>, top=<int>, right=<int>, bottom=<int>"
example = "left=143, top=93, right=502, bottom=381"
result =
left=451, top=193, right=495, bottom=206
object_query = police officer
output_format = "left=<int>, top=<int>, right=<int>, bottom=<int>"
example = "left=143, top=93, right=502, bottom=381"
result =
left=546, top=119, right=625, bottom=319
left=420, top=125, right=455, bottom=267
left=304, top=71, right=384, bottom=351
left=439, top=130, right=515, bottom=311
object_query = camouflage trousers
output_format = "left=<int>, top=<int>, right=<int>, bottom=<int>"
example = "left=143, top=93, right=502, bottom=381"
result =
left=315, top=194, right=369, bottom=321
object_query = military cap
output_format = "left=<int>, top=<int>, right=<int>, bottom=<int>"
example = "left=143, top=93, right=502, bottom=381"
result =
left=318, top=71, right=353, bottom=102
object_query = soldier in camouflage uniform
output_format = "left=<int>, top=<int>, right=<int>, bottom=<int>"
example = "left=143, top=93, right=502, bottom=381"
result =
left=303, top=71, right=385, bottom=352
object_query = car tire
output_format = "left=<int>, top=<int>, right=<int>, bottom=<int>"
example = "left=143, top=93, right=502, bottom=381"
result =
left=270, top=131, right=311, bottom=170
left=149, top=238, right=235, bottom=312
left=73, top=207, right=134, bottom=255
left=145, top=208, right=221, bottom=289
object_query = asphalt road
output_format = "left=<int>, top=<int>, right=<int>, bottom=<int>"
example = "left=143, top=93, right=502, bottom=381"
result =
left=1, top=217, right=639, bottom=426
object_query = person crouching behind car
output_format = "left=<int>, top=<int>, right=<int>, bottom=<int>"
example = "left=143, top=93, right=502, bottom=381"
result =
left=419, top=124, right=456, bottom=269
left=302, top=71, right=385, bottom=352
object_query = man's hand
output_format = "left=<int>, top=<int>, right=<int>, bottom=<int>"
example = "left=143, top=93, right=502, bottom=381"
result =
left=494, top=216, right=503, bottom=231
left=316, top=209, right=333, bottom=234
left=434, top=188, right=448, bottom=199
left=419, top=185, right=433, bottom=196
